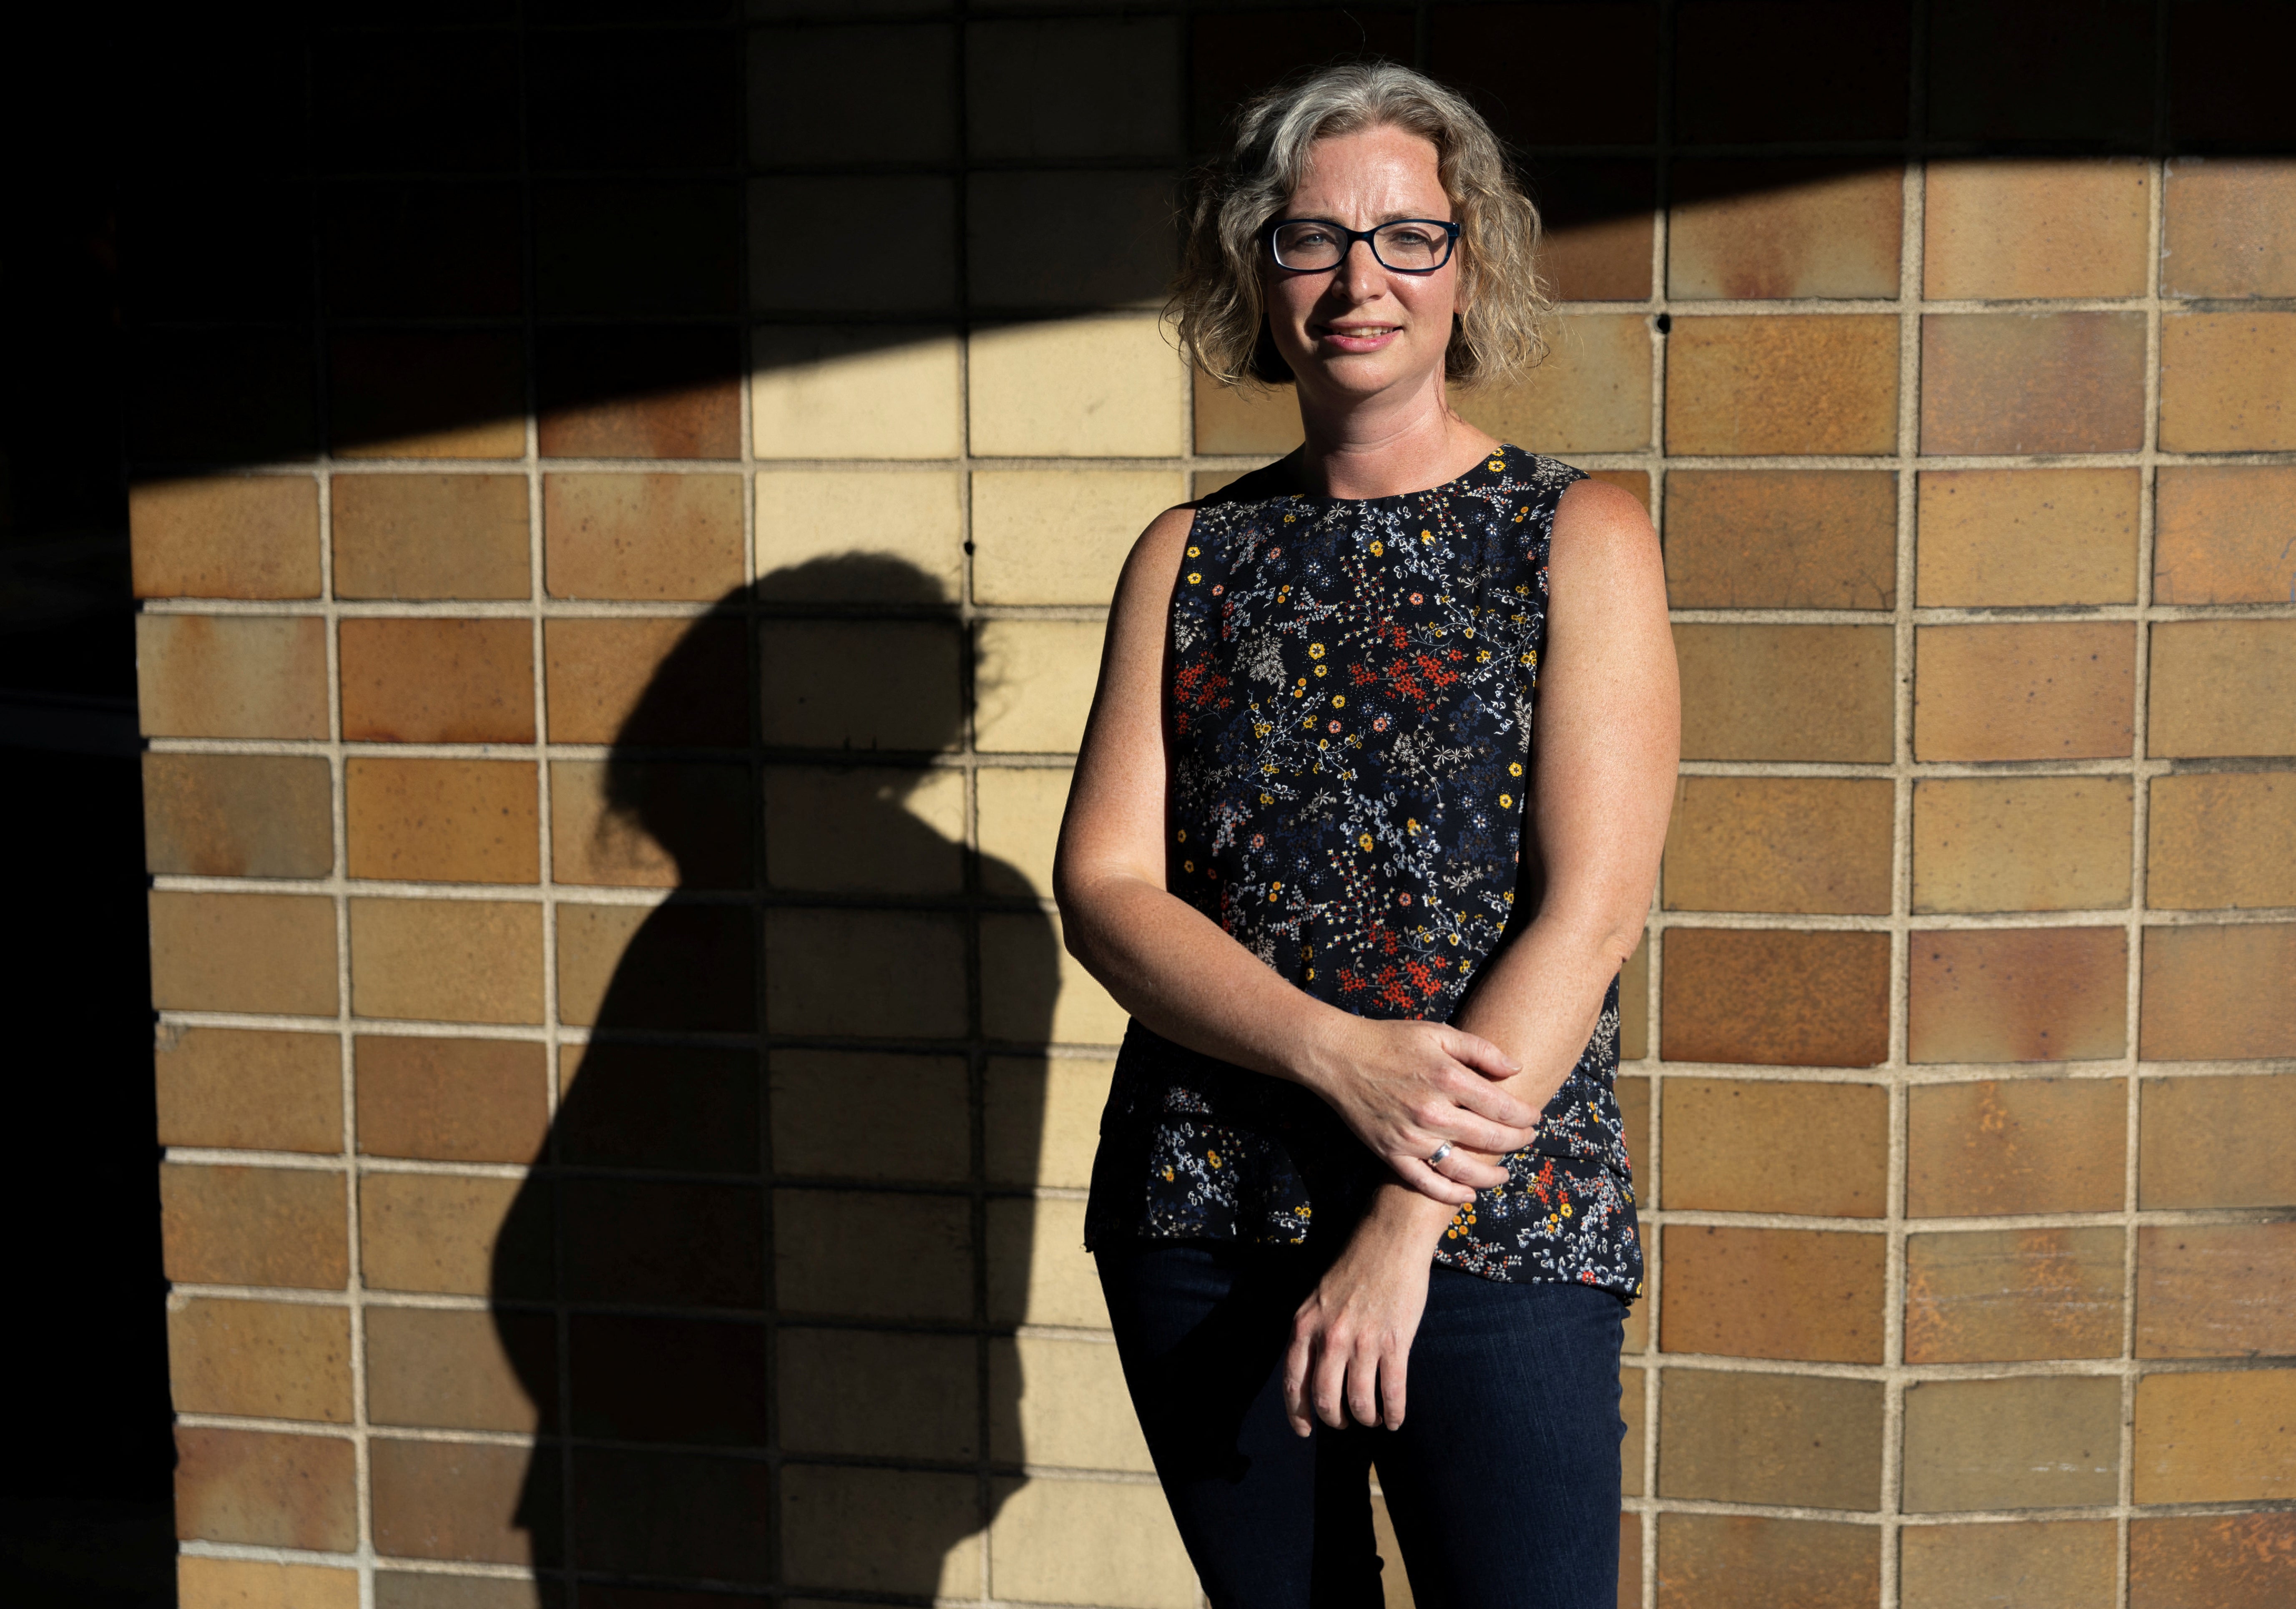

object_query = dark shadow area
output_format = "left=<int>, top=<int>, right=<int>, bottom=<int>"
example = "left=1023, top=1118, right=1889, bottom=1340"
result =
left=489, top=556, right=1056, bottom=1596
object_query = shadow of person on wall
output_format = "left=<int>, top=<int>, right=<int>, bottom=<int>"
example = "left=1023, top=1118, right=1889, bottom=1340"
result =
left=491, top=553, right=1058, bottom=1599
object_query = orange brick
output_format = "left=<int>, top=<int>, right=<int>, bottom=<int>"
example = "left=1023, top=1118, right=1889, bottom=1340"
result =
left=1907, top=1079, right=2125, bottom=1217
left=764, top=908, right=965, bottom=1040
left=2148, top=621, right=2296, bottom=758
left=2153, top=466, right=2296, bottom=605
left=551, top=758, right=753, bottom=890
left=1901, top=1520, right=2115, bottom=1609
left=331, top=473, right=529, bottom=601
left=2147, top=773, right=2296, bottom=910
left=174, top=1425, right=357, bottom=1551
left=1459, top=313, right=1653, bottom=454
left=161, top=1162, right=347, bottom=1289
left=1663, top=471, right=1895, bottom=611
left=348, top=898, right=544, bottom=1026
left=367, top=1305, right=552, bottom=1436
left=329, top=330, right=525, bottom=459
left=563, top=1177, right=765, bottom=1311
left=1908, top=927, right=2127, bottom=1064
left=1912, top=777, right=2133, bottom=913
left=1659, top=1226, right=1885, bottom=1363
left=355, top=1036, right=548, bottom=1164
left=1663, top=777, right=1894, bottom=915
left=2139, top=924, right=2296, bottom=1061
left=557, top=1042, right=758, bottom=1174
left=155, top=1027, right=342, bottom=1154
left=759, top=620, right=965, bottom=751
left=2159, top=311, right=2296, bottom=452
left=360, top=1173, right=535, bottom=1298
left=1621, top=1368, right=1646, bottom=1497
left=149, top=891, right=338, bottom=1016
left=1913, top=623, right=2135, bottom=761
left=776, top=1188, right=972, bottom=1321
left=573, top=1448, right=773, bottom=1584
left=543, top=616, right=749, bottom=746
left=340, top=618, right=535, bottom=744
left=1675, top=624, right=1894, bottom=761
left=2138, top=1223, right=2296, bottom=1358
left=1659, top=1079, right=1887, bottom=1217
left=1656, top=1370, right=1882, bottom=1509
left=543, top=471, right=743, bottom=601
left=1916, top=467, right=2140, bottom=607
left=178, top=1557, right=359, bottom=1609
left=558, top=902, right=756, bottom=1033
left=1921, top=312, right=2146, bottom=453
left=1668, top=160, right=1902, bottom=299
left=371, top=1438, right=548, bottom=1566
left=773, top=1050, right=969, bottom=1185
left=168, top=1297, right=352, bottom=1423
left=1665, top=314, right=1899, bottom=455
left=1662, top=929, right=1890, bottom=1068
left=1902, top=1376, right=2120, bottom=1511
left=2163, top=158, right=2296, bottom=298
left=1924, top=158, right=2150, bottom=299
left=536, top=324, right=741, bottom=459
left=1534, top=160, right=1653, bottom=302
left=2133, top=1369, right=2296, bottom=1503
left=2130, top=1513, right=2296, bottom=1609
left=781, top=1327, right=977, bottom=1461
left=1904, top=1227, right=2123, bottom=1363
left=131, top=475, right=320, bottom=600
left=2139, top=1075, right=2296, bottom=1208
left=1656, top=1515, right=1878, bottom=1609
left=136, top=614, right=329, bottom=739
left=764, top=766, right=964, bottom=895
left=143, top=753, right=333, bottom=879
left=346, top=757, right=538, bottom=884
left=1620, top=935, right=1649, bottom=1062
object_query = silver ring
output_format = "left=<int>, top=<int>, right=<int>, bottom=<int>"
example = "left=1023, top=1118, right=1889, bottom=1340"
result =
left=1425, top=1141, right=1454, bottom=1168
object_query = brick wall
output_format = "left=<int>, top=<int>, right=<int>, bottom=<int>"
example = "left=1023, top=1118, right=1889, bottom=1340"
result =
left=131, top=5, right=2292, bottom=1608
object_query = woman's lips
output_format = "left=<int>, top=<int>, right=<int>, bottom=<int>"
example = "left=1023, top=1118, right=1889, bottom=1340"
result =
left=1312, top=322, right=1400, bottom=352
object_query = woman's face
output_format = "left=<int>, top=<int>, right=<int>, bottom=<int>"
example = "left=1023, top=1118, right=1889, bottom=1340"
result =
left=1262, top=123, right=1461, bottom=403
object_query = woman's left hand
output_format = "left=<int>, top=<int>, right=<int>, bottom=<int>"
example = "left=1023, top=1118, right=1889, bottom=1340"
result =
left=1282, top=1187, right=1454, bottom=1434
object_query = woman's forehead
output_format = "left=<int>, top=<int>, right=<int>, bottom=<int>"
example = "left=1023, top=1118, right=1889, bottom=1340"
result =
left=1293, top=124, right=1445, bottom=203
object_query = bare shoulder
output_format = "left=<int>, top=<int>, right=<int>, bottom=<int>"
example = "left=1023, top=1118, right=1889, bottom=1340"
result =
left=1111, top=502, right=1200, bottom=611
left=1552, top=477, right=1658, bottom=558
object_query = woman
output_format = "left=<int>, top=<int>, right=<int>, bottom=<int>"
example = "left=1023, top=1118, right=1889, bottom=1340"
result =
left=1055, top=61, right=1676, bottom=1609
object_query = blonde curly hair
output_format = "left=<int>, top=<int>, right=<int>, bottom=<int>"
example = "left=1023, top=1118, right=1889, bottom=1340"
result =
left=1170, top=60, right=1552, bottom=390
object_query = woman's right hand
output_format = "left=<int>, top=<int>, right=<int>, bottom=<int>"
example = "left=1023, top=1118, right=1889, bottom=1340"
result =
left=1301, top=1016, right=1540, bottom=1204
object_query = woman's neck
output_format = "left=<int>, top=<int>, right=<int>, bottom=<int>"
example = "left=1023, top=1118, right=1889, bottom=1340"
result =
left=1290, top=370, right=1500, bottom=500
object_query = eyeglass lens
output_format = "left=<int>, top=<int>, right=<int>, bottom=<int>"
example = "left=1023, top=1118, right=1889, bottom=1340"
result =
left=1270, top=219, right=1454, bottom=272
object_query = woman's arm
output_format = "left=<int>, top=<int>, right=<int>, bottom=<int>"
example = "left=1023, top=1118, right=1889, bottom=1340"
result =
left=1285, top=475, right=1679, bottom=1433
left=1055, top=506, right=1544, bottom=1207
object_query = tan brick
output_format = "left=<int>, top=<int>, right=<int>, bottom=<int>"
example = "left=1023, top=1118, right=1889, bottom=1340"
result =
left=1539, top=171, right=1654, bottom=304
left=544, top=616, right=749, bottom=746
left=2148, top=621, right=2296, bottom=757
left=1622, top=1365, right=1646, bottom=1498
left=2159, top=310, right=2296, bottom=451
left=2138, top=1223, right=2296, bottom=1358
left=366, top=1305, right=548, bottom=1433
left=1656, top=1514, right=1878, bottom=1609
left=168, top=1297, right=352, bottom=1422
left=973, top=468, right=1181, bottom=606
left=748, top=22, right=955, bottom=167
left=355, top=1035, right=547, bottom=1164
left=551, top=758, right=753, bottom=891
left=1659, top=1079, right=1887, bottom=1217
left=1921, top=312, right=2147, bottom=453
left=1899, top=1520, right=2116, bottom=1609
left=150, top=891, right=337, bottom=1016
left=985, top=910, right=1125, bottom=1046
left=764, top=908, right=965, bottom=1039
left=992, top=1335, right=1152, bottom=1471
left=332, top=473, right=529, bottom=601
left=2140, top=924, right=2296, bottom=1061
left=2163, top=158, right=2296, bottom=298
left=156, top=1027, right=342, bottom=1154
left=1455, top=312, right=1653, bottom=453
left=329, top=331, right=524, bottom=459
left=131, top=475, right=320, bottom=600
left=751, top=325, right=961, bottom=459
left=574, top=1314, right=767, bottom=1451
left=2153, top=466, right=2296, bottom=605
left=969, top=314, right=1186, bottom=457
left=174, top=1426, right=356, bottom=1551
left=1912, top=777, right=2133, bottom=913
left=1914, top=623, right=2135, bottom=761
left=1916, top=467, right=2140, bottom=606
left=560, top=1179, right=764, bottom=1312
left=771, top=1050, right=969, bottom=1184
left=763, top=766, right=963, bottom=894
left=360, top=1173, right=530, bottom=1297
left=773, top=1189, right=972, bottom=1320
left=1657, top=1369, right=1882, bottom=1509
left=1193, top=368, right=1300, bottom=455
left=968, top=169, right=1174, bottom=311
left=556, top=901, right=754, bottom=1033
left=346, top=758, right=538, bottom=884
left=760, top=619, right=965, bottom=752
left=1675, top=623, right=1894, bottom=762
left=2133, top=1369, right=2296, bottom=1503
left=989, top=1476, right=1199, bottom=1609
left=541, top=472, right=741, bottom=602
left=1662, top=471, right=1895, bottom=611
left=1908, top=1079, right=2126, bottom=1217
left=349, top=898, right=542, bottom=1026
left=1903, top=1375, right=2120, bottom=1512
left=754, top=468, right=965, bottom=603
left=567, top=1447, right=770, bottom=1583
left=977, top=764, right=1068, bottom=898
left=136, top=614, right=328, bottom=739
left=1909, top=927, right=2128, bottom=1064
left=1665, top=314, right=1899, bottom=455
left=2130, top=1512, right=2296, bottom=1609
left=986, top=1054, right=1113, bottom=1189
left=1669, top=159, right=1902, bottom=299
left=1924, top=158, right=2151, bottom=299
left=751, top=173, right=957, bottom=314
left=1616, top=1071, right=1650, bottom=1171
left=537, top=324, right=739, bottom=461
left=555, top=1041, right=757, bottom=1176
left=1620, top=935, right=1649, bottom=1062
left=967, top=15, right=1178, bottom=160
left=976, top=619, right=1101, bottom=754
left=1659, top=1226, right=1885, bottom=1363
left=1905, top=1228, right=2124, bottom=1363
left=989, top=1196, right=1105, bottom=1327
left=2148, top=772, right=2296, bottom=910
left=1660, top=929, right=1891, bottom=1067
left=371, top=1438, right=544, bottom=1565
left=178, top=1557, right=359, bottom=1609
left=1663, top=777, right=1893, bottom=915
left=1585, top=468, right=1651, bottom=510
left=143, top=753, right=333, bottom=879
left=779, top=1328, right=976, bottom=1460
left=2140, top=1075, right=2296, bottom=1208
left=339, top=618, right=535, bottom=744
left=780, top=1465, right=978, bottom=1597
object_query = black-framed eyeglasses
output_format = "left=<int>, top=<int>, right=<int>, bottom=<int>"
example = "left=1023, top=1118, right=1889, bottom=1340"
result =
left=1265, top=217, right=1461, bottom=274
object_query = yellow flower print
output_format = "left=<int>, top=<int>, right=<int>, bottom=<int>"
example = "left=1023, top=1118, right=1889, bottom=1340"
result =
left=1308, top=643, right=1325, bottom=659
left=1421, top=530, right=1434, bottom=544
left=1183, top=860, right=1194, bottom=871
left=1331, top=694, right=1345, bottom=708
left=1370, top=540, right=1384, bottom=556
left=1186, top=545, right=1200, bottom=557
left=1176, top=828, right=1187, bottom=842
left=1208, top=1151, right=1221, bottom=1168
left=1509, top=762, right=1523, bottom=777
left=1500, top=793, right=1513, bottom=808
left=1358, top=833, right=1374, bottom=851
left=1314, top=664, right=1328, bottom=677
left=1188, top=572, right=1202, bottom=584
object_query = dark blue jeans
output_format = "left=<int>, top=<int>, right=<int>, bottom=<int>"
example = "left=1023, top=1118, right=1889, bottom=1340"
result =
left=1097, top=1240, right=1626, bottom=1609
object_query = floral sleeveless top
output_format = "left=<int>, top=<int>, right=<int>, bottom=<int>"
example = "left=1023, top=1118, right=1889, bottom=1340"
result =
left=1083, top=446, right=1643, bottom=1297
